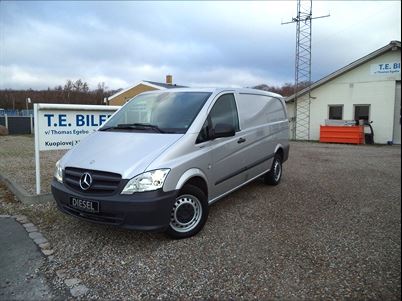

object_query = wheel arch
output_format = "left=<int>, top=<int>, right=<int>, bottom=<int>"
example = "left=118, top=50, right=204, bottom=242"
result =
left=175, top=168, right=209, bottom=197
left=274, top=144, right=284, bottom=160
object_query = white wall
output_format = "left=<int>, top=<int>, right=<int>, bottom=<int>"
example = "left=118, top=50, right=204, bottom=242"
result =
left=286, top=101, right=295, bottom=139
left=288, top=48, right=401, bottom=144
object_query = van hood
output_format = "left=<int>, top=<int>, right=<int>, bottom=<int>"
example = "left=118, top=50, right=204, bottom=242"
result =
left=60, top=131, right=183, bottom=179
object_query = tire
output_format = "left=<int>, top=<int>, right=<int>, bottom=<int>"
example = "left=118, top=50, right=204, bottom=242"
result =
left=264, top=154, right=283, bottom=186
left=166, top=184, right=209, bottom=239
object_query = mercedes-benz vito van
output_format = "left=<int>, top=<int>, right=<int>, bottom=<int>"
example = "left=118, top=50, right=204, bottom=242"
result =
left=52, top=88, right=289, bottom=238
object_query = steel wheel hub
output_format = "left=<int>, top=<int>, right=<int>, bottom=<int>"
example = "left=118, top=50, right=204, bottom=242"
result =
left=274, top=160, right=282, bottom=182
left=170, top=194, right=202, bottom=233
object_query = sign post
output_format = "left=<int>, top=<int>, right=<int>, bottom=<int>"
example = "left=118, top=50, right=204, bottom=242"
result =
left=33, top=103, right=120, bottom=194
left=34, top=104, right=41, bottom=194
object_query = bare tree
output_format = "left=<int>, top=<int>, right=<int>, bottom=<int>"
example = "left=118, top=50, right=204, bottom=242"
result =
left=63, top=80, right=73, bottom=103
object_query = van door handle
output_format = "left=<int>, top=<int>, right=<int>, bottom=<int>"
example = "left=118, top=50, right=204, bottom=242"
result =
left=237, top=138, right=246, bottom=144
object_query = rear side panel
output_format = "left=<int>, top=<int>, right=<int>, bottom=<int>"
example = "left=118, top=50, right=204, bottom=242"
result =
left=235, top=92, right=289, bottom=172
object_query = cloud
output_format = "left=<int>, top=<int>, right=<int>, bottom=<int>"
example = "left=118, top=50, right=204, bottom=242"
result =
left=0, top=1, right=400, bottom=90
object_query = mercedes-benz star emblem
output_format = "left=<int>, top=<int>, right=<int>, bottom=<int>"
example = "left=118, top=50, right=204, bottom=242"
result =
left=79, top=172, right=93, bottom=191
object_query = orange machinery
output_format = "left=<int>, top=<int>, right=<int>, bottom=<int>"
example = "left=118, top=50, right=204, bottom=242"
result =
left=319, top=125, right=364, bottom=145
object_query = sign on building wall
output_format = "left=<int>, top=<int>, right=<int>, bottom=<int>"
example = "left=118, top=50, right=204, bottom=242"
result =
left=370, top=62, right=401, bottom=75
left=33, top=103, right=120, bottom=193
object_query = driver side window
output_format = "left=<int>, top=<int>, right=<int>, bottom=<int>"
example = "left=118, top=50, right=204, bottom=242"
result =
left=196, top=93, right=239, bottom=144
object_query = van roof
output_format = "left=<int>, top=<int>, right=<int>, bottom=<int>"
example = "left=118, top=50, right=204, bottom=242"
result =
left=139, top=87, right=283, bottom=99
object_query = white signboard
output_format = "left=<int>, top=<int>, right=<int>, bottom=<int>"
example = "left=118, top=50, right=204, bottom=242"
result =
left=34, top=103, right=120, bottom=194
left=37, top=107, right=118, bottom=151
left=370, top=62, right=401, bottom=75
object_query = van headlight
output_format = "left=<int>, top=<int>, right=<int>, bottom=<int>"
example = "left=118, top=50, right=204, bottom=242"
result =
left=121, top=169, right=170, bottom=194
left=54, top=160, right=63, bottom=183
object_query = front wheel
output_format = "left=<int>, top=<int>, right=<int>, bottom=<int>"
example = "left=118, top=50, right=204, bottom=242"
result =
left=166, top=184, right=209, bottom=239
left=264, top=154, right=283, bottom=186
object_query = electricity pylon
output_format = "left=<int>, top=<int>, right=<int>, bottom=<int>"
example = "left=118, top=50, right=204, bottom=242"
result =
left=282, top=0, right=329, bottom=140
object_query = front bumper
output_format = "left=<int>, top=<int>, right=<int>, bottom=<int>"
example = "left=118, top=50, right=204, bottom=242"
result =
left=51, top=179, right=178, bottom=232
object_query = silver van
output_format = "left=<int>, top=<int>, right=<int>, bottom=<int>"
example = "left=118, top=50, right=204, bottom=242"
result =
left=51, top=88, right=289, bottom=238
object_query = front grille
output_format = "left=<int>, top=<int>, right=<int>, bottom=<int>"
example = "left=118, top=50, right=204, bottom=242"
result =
left=64, top=167, right=122, bottom=195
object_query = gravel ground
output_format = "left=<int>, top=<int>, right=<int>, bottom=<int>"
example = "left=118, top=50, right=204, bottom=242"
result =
left=0, top=138, right=401, bottom=300
left=0, top=135, right=66, bottom=194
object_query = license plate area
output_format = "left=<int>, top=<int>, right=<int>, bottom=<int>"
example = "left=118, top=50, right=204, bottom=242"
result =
left=69, top=197, right=99, bottom=213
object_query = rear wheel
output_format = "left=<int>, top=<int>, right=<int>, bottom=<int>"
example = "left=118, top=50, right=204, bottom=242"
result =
left=264, top=154, right=283, bottom=185
left=166, top=184, right=208, bottom=239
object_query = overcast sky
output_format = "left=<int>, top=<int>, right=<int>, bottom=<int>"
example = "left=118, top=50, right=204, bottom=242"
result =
left=0, top=1, right=400, bottom=90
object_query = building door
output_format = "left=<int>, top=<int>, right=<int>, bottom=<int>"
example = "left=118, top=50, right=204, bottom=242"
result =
left=393, top=81, right=401, bottom=144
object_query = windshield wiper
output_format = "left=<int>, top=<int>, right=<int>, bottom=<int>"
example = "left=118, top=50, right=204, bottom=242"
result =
left=100, top=123, right=165, bottom=133
left=98, top=126, right=115, bottom=131
left=120, top=123, right=165, bottom=133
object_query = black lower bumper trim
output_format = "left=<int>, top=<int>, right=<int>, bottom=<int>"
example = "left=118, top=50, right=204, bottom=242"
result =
left=61, top=205, right=124, bottom=225
left=51, top=180, right=178, bottom=232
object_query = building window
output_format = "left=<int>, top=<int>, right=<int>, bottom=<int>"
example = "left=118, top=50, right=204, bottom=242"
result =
left=328, top=105, right=343, bottom=120
left=354, top=105, right=370, bottom=122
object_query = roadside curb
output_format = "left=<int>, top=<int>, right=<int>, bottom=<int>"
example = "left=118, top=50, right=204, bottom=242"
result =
left=0, top=172, right=53, bottom=204
left=0, top=214, right=90, bottom=298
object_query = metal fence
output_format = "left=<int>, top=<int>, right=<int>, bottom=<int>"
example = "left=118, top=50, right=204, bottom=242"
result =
left=0, top=109, right=34, bottom=117
left=0, top=115, right=33, bottom=135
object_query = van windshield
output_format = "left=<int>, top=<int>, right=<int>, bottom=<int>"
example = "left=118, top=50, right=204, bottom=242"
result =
left=100, top=92, right=212, bottom=134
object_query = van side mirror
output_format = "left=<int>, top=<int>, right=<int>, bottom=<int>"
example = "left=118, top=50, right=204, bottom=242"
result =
left=210, top=123, right=235, bottom=139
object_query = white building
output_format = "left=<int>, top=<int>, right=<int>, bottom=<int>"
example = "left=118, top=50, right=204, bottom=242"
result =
left=286, top=41, right=401, bottom=144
